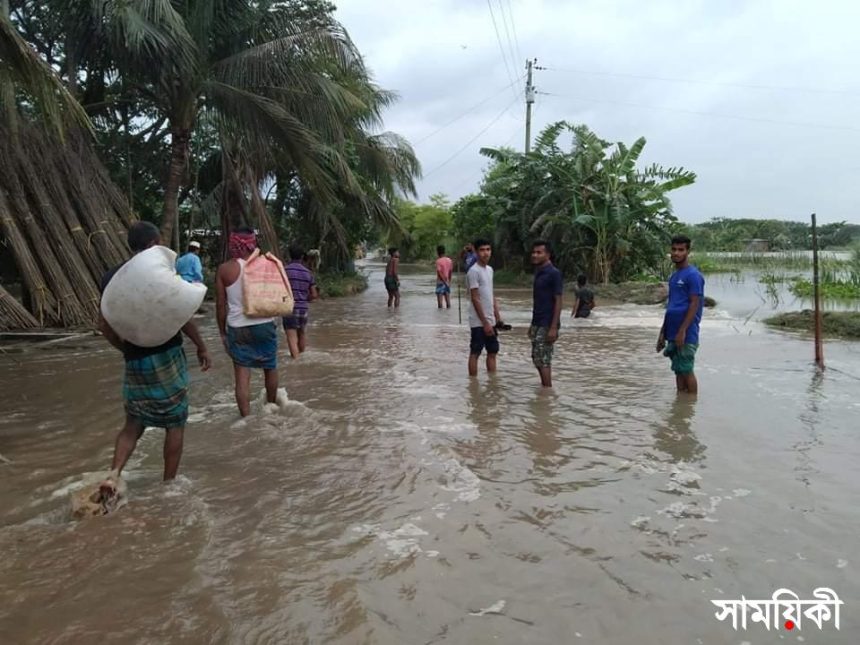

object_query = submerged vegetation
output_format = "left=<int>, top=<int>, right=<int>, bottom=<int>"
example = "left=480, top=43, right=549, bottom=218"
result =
left=764, top=311, right=860, bottom=340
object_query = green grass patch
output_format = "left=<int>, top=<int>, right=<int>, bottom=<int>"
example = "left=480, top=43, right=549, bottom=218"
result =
left=789, top=279, right=860, bottom=299
left=764, top=311, right=860, bottom=339
left=316, top=271, right=368, bottom=298
left=493, top=269, right=532, bottom=287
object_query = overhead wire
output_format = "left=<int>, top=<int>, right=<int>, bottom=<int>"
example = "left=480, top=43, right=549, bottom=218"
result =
left=486, top=0, right=520, bottom=101
left=537, top=91, right=860, bottom=132
left=414, top=74, right=525, bottom=146
left=503, top=0, right=524, bottom=67
left=541, top=66, right=859, bottom=96
left=497, top=0, right=522, bottom=78
left=423, top=94, right=522, bottom=178
left=448, top=126, right=523, bottom=196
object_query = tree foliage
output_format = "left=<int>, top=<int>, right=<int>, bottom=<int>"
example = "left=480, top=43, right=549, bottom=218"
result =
left=453, top=122, right=696, bottom=283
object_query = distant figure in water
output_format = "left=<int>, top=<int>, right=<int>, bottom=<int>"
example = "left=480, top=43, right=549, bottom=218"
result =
left=571, top=273, right=595, bottom=318
left=461, top=243, right=478, bottom=273
left=467, top=238, right=503, bottom=376
left=529, top=240, right=563, bottom=388
left=176, top=240, right=204, bottom=283
left=435, top=245, right=453, bottom=309
left=385, top=247, right=400, bottom=308
left=98, top=222, right=211, bottom=494
left=216, top=227, right=280, bottom=416
left=283, top=245, right=318, bottom=359
left=657, top=234, right=704, bottom=395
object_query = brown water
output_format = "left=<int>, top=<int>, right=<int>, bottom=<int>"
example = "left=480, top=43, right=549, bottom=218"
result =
left=1, top=262, right=858, bottom=644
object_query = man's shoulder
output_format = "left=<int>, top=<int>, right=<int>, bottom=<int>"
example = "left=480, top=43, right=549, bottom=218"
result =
left=100, top=263, right=124, bottom=292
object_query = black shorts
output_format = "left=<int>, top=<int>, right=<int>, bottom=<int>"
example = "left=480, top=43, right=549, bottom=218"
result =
left=470, top=327, right=500, bottom=356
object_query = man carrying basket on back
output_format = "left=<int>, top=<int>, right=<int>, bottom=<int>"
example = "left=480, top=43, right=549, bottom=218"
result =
left=216, top=227, right=293, bottom=417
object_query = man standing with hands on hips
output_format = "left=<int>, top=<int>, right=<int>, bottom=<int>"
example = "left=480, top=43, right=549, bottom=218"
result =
left=657, top=234, right=705, bottom=395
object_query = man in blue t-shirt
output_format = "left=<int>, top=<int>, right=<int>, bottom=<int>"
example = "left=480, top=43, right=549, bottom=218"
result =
left=657, top=234, right=705, bottom=394
left=529, top=240, right=563, bottom=387
left=176, top=241, right=204, bottom=283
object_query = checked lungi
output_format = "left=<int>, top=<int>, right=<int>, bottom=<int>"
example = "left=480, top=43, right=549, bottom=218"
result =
left=123, top=345, right=190, bottom=428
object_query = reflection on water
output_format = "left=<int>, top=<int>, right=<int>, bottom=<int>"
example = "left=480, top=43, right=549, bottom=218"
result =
left=0, top=261, right=858, bottom=644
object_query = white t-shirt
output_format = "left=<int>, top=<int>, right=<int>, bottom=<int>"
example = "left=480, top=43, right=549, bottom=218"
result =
left=467, top=264, right=495, bottom=328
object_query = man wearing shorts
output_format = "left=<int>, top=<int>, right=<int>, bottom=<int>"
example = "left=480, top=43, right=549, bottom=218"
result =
left=385, top=247, right=400, bottom=308
left=283, top=245, right=318, bottom=359
left=435, top=245, right=453, bottom=309
left=657, top=234, right=704, bottom=395
left=467, top=239, right=503, bottom=376
left=529, top=240, right=563, bottom=388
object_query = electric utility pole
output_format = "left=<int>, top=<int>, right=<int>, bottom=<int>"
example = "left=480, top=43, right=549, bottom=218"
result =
left=525, top=58, right=536, bottom=153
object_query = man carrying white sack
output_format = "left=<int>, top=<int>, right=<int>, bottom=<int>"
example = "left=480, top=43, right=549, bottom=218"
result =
left=99, top=222, right=212, bottom=493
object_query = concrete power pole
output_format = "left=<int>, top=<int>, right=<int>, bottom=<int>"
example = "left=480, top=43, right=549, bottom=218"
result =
left=525, top=59, right=535, bottom=153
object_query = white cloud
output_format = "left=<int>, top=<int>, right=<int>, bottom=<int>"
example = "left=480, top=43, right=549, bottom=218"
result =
left=336, top=0, right=860, bottom=223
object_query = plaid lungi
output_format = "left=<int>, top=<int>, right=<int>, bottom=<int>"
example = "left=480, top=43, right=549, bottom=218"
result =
left=123, top=346, right=190, bottom=428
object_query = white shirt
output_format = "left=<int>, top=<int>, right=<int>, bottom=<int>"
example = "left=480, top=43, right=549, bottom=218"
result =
left=467, top=263, right=495, bottom=328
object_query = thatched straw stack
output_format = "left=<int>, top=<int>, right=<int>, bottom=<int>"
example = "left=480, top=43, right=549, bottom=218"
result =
left=0, top=124, right=131, bottom=330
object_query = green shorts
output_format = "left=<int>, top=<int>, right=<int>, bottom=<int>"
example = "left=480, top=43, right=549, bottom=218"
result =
left=663, top=341, right=698, bottom=375
left=528, top=325, right=555, bottom=368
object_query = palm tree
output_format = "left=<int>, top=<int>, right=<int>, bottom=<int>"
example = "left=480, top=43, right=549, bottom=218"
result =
left=0, top=6, right=90, bottom=134
left=75, top=0, right=372, bottom=246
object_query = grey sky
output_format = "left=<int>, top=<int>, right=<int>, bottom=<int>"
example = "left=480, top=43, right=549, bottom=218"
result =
left=336, top=0, right=860, bottom=224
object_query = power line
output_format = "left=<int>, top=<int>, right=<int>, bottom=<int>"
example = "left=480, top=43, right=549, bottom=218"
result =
left=424, top=94, right=521, bottom=178
left=503, top=0, right=524, bottom=66
left=414, top=74, right=525, bottom=145
left=497, top=0, right=520, bottom=80
left=486, top=0, right=519, bottom=100
left=448, top=126, right=523, bottom=196
left=537, top=91, right=860, bottom=132
left=542, top=66, right=859, bottom=96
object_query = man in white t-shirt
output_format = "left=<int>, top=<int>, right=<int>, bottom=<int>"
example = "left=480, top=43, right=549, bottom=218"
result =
left=466, top=238, right=503, bottom=376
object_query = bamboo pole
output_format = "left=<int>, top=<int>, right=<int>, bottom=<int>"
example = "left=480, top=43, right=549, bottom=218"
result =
left=811, top=213, right=824, bottom=369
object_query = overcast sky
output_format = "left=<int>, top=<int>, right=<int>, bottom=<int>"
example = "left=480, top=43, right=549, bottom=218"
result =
left=335, top=0, right=860, bottom=224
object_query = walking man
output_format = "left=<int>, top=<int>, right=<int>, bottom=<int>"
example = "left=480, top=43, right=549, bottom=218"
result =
left=657, top=234, right=705, bottom=395
left=385, top=247, right=400, bottom=308
left=176, top=240, right=204, bottom=283
left=571, top=273, right=595, bottom=318
left=435, top=245, right=453, bottom=309
left=467, top=239, right=503, bottom=376
left=283, top=245, right=318, bottom=358
left=99, top=222, right=211, bottom=493
left=216, top=227, right=280, bottom=416
left=529, top=240, right=563, bottom=388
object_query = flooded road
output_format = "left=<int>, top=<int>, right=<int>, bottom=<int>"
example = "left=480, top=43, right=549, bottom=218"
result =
left=1, top=262, right=858, bottom=644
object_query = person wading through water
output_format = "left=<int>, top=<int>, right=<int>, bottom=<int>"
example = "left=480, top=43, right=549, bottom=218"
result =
left=216, top=227, right=280, bottom=416
left=385, top=247, right=401, bottom=308
left=467, top=238, right=504, bottom=377
left=529, top=240, right=563, bottom=388
left=283, top=244, right=318, bottom=359
left=99, top=222, right=212, bottom=494
left=435, top=245, right=453, bottom=309
left=657, top=234, right=705, bottom=395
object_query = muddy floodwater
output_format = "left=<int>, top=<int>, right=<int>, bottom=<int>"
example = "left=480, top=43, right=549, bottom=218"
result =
left=1, top=262, right=858, bottom=644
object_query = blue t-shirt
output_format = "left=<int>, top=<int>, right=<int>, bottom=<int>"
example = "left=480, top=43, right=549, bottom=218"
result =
left=176, top=252, right=203, bottom=283
left=531, top=263, right=563, bottom=327
left=664, top=265, right=705, bottom=345
left=464, top=252, right=477, bottom=272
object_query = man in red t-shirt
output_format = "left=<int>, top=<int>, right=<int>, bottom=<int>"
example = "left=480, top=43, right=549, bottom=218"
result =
left=435, top=245, right=454, bottom=309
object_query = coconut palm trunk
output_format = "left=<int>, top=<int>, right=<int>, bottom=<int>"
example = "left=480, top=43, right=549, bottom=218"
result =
left=161, top=126, right=192, bottom=249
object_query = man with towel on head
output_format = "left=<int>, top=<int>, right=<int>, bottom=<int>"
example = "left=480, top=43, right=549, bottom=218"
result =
left=216, top=227, right=280, bottom=417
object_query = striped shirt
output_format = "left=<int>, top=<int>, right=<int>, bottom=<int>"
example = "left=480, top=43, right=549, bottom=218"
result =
left=286, top=261, right=315, bottom=313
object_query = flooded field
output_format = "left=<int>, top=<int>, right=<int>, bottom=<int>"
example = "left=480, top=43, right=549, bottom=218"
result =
left=1, top=261, right=858, bottom=644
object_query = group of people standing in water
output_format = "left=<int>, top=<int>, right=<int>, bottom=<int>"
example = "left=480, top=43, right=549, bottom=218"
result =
left=94, top=222, right=702, bottom=501
left=384, top=235, right=704, bottom=392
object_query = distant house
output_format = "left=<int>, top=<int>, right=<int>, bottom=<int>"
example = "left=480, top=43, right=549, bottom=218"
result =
left=743, top=238, right=770, bottom=252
